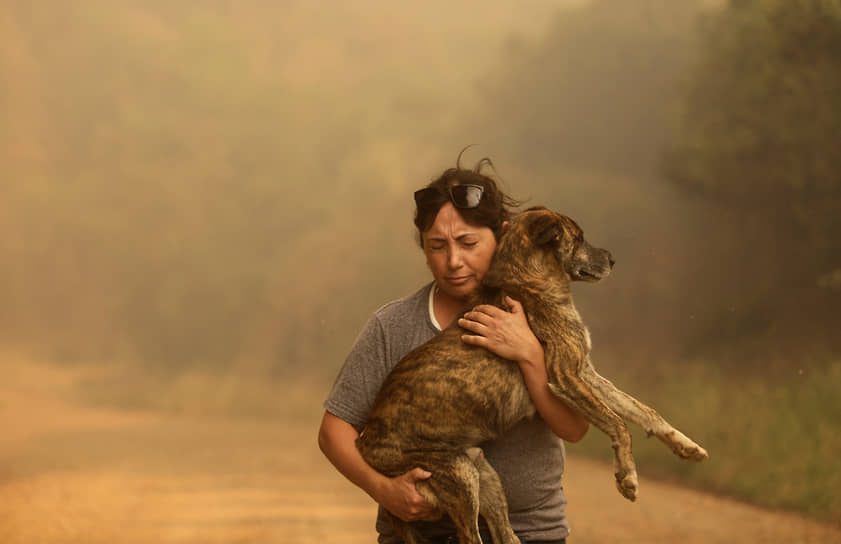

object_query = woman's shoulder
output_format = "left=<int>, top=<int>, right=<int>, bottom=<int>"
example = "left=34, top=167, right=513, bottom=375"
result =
left=372, top=282, right=433, bottom=324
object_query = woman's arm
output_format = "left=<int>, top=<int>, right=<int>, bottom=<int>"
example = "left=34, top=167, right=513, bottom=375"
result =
left=317, top=411, right=437, bottom=520
left=458, top=296, right=589, bottom=442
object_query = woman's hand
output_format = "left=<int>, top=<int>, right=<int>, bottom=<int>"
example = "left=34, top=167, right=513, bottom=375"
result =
left=318, top=412, right=437, bottom=521
left=458, top=297, right=590, bottom=442
left=376, top=468, right=436, bottom=522
left=458, top=296, right=543, bottom=366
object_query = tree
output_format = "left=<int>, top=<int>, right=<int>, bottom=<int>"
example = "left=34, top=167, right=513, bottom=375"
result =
left=664, top=0, right=841, bottom=278
left=471, top=0, right=699, bottom=177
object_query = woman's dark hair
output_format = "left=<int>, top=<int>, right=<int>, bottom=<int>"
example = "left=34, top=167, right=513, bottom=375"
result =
left=414, top=153, right=521, bottom=248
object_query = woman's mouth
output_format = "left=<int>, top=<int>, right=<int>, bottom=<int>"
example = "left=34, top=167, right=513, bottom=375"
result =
left=446, top=276, right=472, bottom=286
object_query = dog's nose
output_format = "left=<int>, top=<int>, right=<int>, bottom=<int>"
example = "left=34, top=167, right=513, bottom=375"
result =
left=609, top=255, right=616, bottom=268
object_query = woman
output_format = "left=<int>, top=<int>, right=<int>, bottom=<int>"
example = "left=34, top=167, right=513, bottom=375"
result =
left=318, top=159, right=589, bottom=543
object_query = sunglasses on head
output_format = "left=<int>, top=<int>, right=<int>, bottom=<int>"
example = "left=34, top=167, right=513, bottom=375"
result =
left=414, top=184, right=485, bottom=209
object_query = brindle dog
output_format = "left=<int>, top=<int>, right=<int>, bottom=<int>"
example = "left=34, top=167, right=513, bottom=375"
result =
left=356, top=207, right=708, bottom=544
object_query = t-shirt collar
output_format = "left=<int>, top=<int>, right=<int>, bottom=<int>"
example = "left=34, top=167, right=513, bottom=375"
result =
left=428, top=282, right=442, bottom=332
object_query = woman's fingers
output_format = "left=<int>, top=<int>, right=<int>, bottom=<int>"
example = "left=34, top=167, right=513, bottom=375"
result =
left=470, top=304, right=508, bottom=318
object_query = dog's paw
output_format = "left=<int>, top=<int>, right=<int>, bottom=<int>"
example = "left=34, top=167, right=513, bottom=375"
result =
left=614, top=470, right=638, bottom=502
left=666, top=431, right=709, bottom=462
left=676, top=440, right=709, bottom=462
left=687, top=445, right=709, bottom=462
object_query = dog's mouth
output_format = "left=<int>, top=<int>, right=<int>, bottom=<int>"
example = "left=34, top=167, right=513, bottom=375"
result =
left=570, top=244, right=614, bottom=282
left=572, top=268, right=605, bottom=282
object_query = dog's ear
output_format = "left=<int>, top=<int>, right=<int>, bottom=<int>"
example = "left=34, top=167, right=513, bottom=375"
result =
left=530, top=214, right=561, bottom=247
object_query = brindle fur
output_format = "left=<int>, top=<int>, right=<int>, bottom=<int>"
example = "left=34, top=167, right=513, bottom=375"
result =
left=356, top=207, right=708, bottom=544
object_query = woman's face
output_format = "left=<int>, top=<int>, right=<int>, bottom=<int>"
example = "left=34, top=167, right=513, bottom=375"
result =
left=421, top=202, right=498, bottom=301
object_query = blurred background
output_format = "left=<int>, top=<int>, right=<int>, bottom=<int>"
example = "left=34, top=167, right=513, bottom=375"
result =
left=2, top=0, right=840, bottom=534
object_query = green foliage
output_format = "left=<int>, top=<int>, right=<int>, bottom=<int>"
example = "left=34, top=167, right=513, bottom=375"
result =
left=568, top=359, right=841, bottom=523
left=473, top=0, right=699, bottom=176
left=664, top=0, right=841, bottom=266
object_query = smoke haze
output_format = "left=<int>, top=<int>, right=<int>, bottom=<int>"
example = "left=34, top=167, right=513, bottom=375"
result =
left=2, top=0, right=838, bottom=390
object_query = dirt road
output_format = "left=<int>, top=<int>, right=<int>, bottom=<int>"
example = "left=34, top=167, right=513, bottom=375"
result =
left=1, top=373, right=838, bottom=544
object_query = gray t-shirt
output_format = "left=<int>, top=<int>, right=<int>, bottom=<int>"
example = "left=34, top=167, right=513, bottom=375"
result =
left=324, top=282, right=570, bottom=542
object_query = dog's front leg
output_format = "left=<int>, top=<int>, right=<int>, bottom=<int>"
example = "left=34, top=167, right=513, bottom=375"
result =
left=543, top=347, right=638, bottom=500
left=545, top=384, right=638, bottom=500
left=580, top=365, right=709, bottom=462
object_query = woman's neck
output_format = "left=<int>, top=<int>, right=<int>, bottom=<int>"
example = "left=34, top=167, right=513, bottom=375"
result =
left=432, top=284, right=469, bottom=329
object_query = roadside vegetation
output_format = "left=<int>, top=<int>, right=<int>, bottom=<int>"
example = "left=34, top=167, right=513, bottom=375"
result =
left=567, top=358, right=841, bottom=522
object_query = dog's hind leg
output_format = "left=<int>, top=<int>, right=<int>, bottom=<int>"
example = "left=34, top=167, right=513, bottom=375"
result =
left=466, top=448, right=519, bottom=544
left=579, top=365, right=708, bottom=462
left=415, top=452, right=484, bottom=544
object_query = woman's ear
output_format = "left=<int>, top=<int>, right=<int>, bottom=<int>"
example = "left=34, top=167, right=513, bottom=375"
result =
left=501, top=221, right=511, bottom=233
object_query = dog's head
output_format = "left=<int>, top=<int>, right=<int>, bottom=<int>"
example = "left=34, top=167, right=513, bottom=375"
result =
left=483, top=206, right=614, bottom=291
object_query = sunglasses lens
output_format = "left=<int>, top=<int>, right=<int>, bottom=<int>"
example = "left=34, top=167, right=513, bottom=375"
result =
left=415, top=184, right=484, bottom=209
left=414, top=188, right=435, bottom=206
left=450, top=185, right=484, bottom=208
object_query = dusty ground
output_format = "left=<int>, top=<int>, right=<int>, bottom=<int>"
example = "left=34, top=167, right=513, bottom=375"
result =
left=1, top=364, right=839, bottom=544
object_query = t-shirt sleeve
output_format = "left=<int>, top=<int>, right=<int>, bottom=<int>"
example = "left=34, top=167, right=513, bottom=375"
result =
left=323, top=313, right=392, bottom=431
